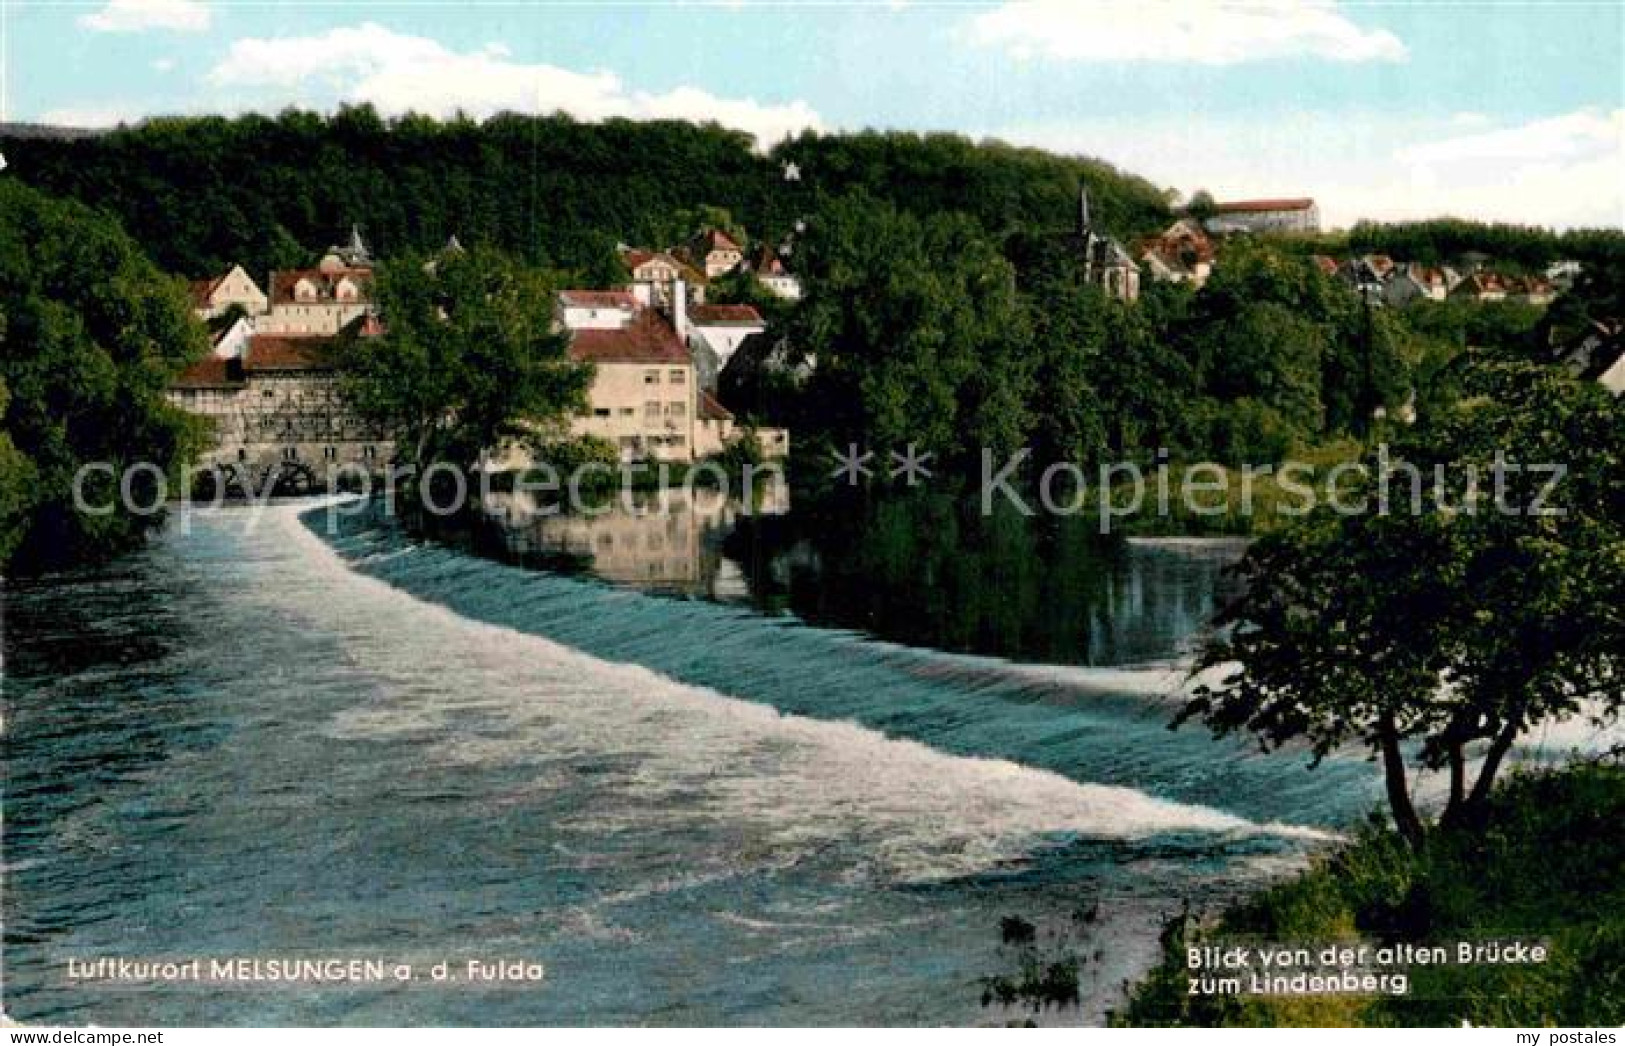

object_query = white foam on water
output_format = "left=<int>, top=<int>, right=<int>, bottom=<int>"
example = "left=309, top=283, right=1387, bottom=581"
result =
left=252, top=503, right=1331, bottom=884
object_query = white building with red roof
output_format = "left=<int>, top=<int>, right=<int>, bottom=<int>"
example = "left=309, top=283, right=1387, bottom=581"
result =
left=553, top=283, right=785, bottom=463
left=750, top=246, right=802, bottom=300
left=557, top=289, right=639, bottom=331
left=259, top=266, right=375, bottom=335
left=687, top=228, right=745, bottom=279
left=623, top=248, right=708, bottom=309
left=1206, top=197, right=1320, bottom=235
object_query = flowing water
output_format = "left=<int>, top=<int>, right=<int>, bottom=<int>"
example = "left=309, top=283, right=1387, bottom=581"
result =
left=3, top=496, right=1387, bottom=1026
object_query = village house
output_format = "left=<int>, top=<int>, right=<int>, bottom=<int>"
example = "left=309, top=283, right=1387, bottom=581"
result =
left=1450, top=271, right=1509, bottom=303
left=686, top=303, right=767, bottom=389
left=565, top=307, right=698, bottom=463
left=1546, top=259, right=1583, bottom=289
left=1205, top=197, right=1320, bottom=235
left=556, top=282, right=787, bottom=463
left=683, top=228, right=746, bottom=279
left=624, top=248, right=708, bottom=308
left=1553, top=319, right=1625, bottom=395
left=750, top=246, right=802, bottom=300
left=1137, top=219, right=1214, bottom=287
left=189, top=264, right=269, bottom=320
left=1384, top=263, right=1453, bottom=307
left=1508, top=276, right=1557, bottom=306
left=557, top=289, right=639, bottom=331
left=1338, top=256, right=1390, bottom=300
left=167, top=318, right=392, bottom=490
left=259, top=265, right=375, bottom=336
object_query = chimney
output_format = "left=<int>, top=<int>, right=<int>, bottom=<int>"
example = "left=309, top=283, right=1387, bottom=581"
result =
left=672, top=277, right=690, bottom=343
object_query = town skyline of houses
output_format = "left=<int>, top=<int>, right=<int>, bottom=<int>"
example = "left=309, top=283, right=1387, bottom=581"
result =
left=166, top=194, right=1613, bottom=493
left=170, top=226, right=792, bottom=490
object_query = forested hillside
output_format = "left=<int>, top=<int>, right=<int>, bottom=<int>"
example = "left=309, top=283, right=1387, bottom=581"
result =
left=0, top=107, right=1172, bottom=280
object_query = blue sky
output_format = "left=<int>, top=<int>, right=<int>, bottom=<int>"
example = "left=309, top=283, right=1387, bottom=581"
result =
left=4, top=1, right=1622, bottom=228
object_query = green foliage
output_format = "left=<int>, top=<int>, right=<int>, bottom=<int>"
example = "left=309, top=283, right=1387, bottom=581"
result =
left=1346, top=219, right=1625, bottom=272
left=340, top=246, right=592, bottom=471
left=785, top=192, right=1036, bottom=467
left=0, top=180, right=208, bottom=573
left=1181, top=357, right=1624, bottom=844
left=2, top=110, right=1171, bottom=281
left=529, top=434, right=620, bottom=477
left=1113, top=763, right=1625, bottom=1027
left=711, top=427, right=767, bottom=475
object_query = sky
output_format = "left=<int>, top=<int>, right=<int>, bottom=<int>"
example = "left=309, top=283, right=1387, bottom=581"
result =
left=3, top=0, right=1622, bottom=229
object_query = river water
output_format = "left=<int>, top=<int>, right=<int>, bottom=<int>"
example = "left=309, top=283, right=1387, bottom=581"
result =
left=3, top=496, right=1387, bottom=1026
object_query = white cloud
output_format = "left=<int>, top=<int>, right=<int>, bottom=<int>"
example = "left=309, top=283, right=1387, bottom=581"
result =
left=152, top=57, right=177, bottom=73
left=967, top=0, right=1406, bottom=65
left=78, top=0, right=211, bottom=33
left=989, top=107, right=1624, bottom=230
left=204, top=22, right=822, bottom=147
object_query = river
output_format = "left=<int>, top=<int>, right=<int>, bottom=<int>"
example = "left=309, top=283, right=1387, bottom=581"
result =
left=3, top=493, right=1387, bottom=1025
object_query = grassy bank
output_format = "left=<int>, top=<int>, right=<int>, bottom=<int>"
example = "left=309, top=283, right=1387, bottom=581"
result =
left=1111, top=762, right=1625, bottom=1027
left=1102, top=440, right=1367, bottom=538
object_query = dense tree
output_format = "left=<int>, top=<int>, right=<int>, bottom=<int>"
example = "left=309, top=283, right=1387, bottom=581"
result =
left=1181, top=357, right=1624, bottom=847
left=0, top=181, right=209, bottom=572
left=2, top=110, right=1171, bottom=284
left=783, top=193, right=1035, bottom=467
left=339, top=247, right=592, bottom=474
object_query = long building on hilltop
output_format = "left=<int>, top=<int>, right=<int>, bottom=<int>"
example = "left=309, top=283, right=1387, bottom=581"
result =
left=1205, top=197, right=1320, bottom=235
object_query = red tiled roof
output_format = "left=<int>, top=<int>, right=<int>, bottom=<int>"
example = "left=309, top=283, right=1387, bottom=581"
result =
left=559, top=290, right=637, bottom=310
left=568, top=311, right=691, bottom=365
left=699, top=228, right=741, bottom=253
left=1212, top=198, right=1316, bottom=214
left=1311, top=255, right=1340, bottom=276
left=698, top=389, right=733, bottom=422
left=172, top=356, right=243, bottom=388
left=244, top=334, right=337, bottom=372
left=623, top=249, right=708, bottom=285
left=689, top=304, right=764, bottom=326
left=189, top=276, right=225, bottom=309
left=269, top=267, right=373, bottom=305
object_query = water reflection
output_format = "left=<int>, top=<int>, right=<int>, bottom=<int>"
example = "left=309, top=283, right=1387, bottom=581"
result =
left=478, top=481, right=790, bottom=598
left=472, top=482, right=1244, bottom=668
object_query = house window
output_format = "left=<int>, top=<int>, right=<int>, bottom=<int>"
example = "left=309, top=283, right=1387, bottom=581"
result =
left=282, top=447, right=298, bottom=462
left=594, top=408, right=611, bottom=418
left=669, top=435, right=686, bottom=447
left=644, top=369, right=660, bottom=384
left=644, top=401, right=661, bottom=419
left=237, top=448, right=247, bottom=462
left=264, top=389, right=275, bottom=398
left=667, top=402, right=686, bottom=418
left=618, top=407, right=634, bottom=417
left=669, top=369, right=686, bottom=383
left=363, top=446, right=377, bottom=461
left=324, top=446, right=337, bottom=461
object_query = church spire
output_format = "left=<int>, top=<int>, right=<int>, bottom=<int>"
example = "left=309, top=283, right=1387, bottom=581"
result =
left=348, top=224, right=369, bottom=260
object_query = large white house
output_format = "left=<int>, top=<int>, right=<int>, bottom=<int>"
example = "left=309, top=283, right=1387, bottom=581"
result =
left=555, top=282, right=786, bottom=463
